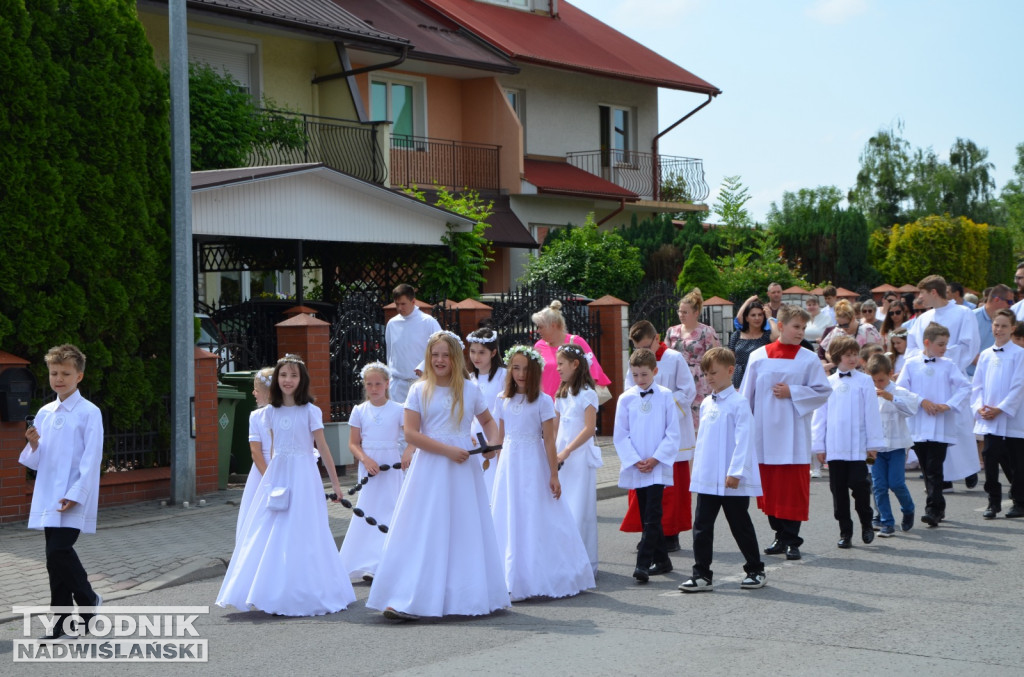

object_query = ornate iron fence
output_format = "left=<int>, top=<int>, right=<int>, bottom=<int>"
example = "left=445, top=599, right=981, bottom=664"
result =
left=565, top=150, right=708, bottom=202
left=389, top=135, right=500, bottom=192
left=253, top=110, right=388, bottom=185
left=328, top=292, right=386, bottom=423
left=486, top=282, right=601, bottom=364
left=629, top=280, right=680, bottom=337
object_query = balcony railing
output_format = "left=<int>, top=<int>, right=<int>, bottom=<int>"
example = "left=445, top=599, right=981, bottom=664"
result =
left=251, top=110, right=388, bottom=185
left=389, top=135, right=500, bottom=192
left=565, top=149, right=709, bottom=202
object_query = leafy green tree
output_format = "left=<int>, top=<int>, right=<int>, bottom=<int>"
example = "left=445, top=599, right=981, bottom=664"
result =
left=522, top=214, right=644, bottom=301
left=406, top=187, right=493, bottom=300
left=714, top=231, right=809, bottom=303
left=849, top=122, right=912, bottom=230
left=885, top=214, right=988, bottom=290
left=0, top=0, right=171, bottom=432
left=179, top=62, right=306, bottom=171
left=676, top=245, right=727, bottom=299
left=1000, top=142, right=1024, bottom=254
left=713, top=175, right=753, bottom=228
left=987, top=226, right=1015, bottom=288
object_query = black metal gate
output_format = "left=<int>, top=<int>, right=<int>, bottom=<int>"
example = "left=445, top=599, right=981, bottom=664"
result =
left=486, top=282, right=602, bottom=364
left=628, top=280, right=679, bottom=336
left=328, top=292, right=386, bottom=422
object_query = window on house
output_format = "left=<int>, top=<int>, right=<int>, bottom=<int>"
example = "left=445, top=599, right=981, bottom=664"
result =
left=599, top=105, right=634, bottom=166
left=504, top=88, right=524, bottom=119
left=188, top=34, right=260, bottom=98
left=481, top=0, right=531, bottom=9
left=370, top=76, right=426, bottom=148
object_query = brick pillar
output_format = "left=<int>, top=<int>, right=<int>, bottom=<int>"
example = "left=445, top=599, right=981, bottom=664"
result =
left=194, top=348, right=219, bottom=495
left=588, top=296, right=629, bottom=434
left=276, top=314, right=331, bottom=423
left=0, top=351, right=32, bottom=523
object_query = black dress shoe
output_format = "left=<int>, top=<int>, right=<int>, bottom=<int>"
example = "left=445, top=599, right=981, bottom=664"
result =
left=921, top=513, right=939, bottom=527
left=664, top=534, right=681, bottom=553
left=837, top=536, right=852, bottom=549
left=764, top=539, right=786, bottom=555
left=633, top=567, right=650, bottom=583
left=648, top=560, right=673, bottom=576
left=862, top=527, right=875, bottom=544
left=983, top=505, right=1000, bottom=519
left=785, top=545, right=801, bottom=560
left=965, top=473, right=979, bottom=489
left=1006, top=504, right=1024, bottom=518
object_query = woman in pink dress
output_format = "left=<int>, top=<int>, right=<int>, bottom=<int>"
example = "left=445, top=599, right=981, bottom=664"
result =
left=665, top=288, right=720, bottom=430
left=532, top=301, right=611, bottom=399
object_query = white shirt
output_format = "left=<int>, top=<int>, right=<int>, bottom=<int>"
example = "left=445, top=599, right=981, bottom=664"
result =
left=554, top=387, right=602, bottom=468
left=1011, top=298, right=1024, bottom=322
left=385, top=308, right=442, bottom=401
left=405, top=379, right=486, bottom=446
left=690, top=387, right=761, bottom=497
left=876, top=382, right=920, bottom=452
left=470, top=367, right=506, bottom=440
left=971, top=342, right=1024, bottom=438
left=349, top=400, right=406, bottom=472
left=811, top=370, right=886, bottom=461
left=19, top=390, right=104, bottom=533
left=906, top=301, right=980, bottom=374
left=247, top=406, right=273, bottom=464
left=822, top=305, right=837, bottom=326
left=613, top=384, right=680, bottom=489
left=624, top=347, right=696, bottom=459
left=738, top=343, right=832, bottom=465
left=895, top=354, right=971, bottom=444
left=805, top=311, right=831, bottom=343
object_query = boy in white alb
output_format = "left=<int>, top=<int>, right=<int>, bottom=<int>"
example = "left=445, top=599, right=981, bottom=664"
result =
left=896, top=322, right=971, bottom=527
left=679, top=348, right=765, bottom=593
left=20, top=344, right=104, bottom=642
left=905, top=275, right=980, bottom=487
left=812, top=337, right=886, bottom=548
left=866, top=353, right=919, bottom=536
left=971, top=308, right=1024, bottom=519
left=621, top=320, right=697, bottom=552
left=385, top=283, right=441, bottom=403
left=613, top=348, right=681, bottom=584
left=739, top=305, right=832, bottom=561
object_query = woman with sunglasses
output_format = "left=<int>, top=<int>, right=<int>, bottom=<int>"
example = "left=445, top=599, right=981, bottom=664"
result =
left=881, top=301, right=909, bottom=345
left=818, top=300, right=883, bottom=367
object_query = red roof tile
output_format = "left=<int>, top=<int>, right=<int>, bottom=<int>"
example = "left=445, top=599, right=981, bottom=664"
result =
left=524, top=159, right=638, bottom=201
left=419, top=0, right=719, bottom=94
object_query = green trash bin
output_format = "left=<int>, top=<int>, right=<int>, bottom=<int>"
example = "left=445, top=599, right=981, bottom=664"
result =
left=216, top=385, right=246, bottom=489
left=219, top=371, right=259, bottom=476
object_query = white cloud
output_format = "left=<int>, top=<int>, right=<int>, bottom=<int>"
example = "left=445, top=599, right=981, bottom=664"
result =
left=806, top=0, right=868, bottom=25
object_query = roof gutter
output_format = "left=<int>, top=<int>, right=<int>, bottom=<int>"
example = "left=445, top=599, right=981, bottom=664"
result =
left=311, top=43, right=410, bottom=85
left=651, top=93, right=715, bottom=201
left=596, top=198, right=626, bottom=227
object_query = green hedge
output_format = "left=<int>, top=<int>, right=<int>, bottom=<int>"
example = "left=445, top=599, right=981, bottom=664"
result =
left=885, top=214, right=987, bottom=290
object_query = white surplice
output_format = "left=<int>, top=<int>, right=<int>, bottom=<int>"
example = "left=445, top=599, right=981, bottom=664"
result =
left=906, top=301, right=980, bottom=374
left=811, top=370, right=886, bottom=462
left=895, top=355, right=971, bottom=445
left=385, top=308, right=441, bottom=402
left=613, top=384, right=680, bottom=488
left=738, top=344, right=832, bottom=466
left=689, top=387, right=761, bottom=497
left=972, top=342, right=1024, bottom=439
left=625, top=347, right=696, bottom=460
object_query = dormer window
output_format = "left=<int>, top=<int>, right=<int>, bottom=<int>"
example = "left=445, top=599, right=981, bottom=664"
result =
left=478, top=0, right=538, bottom=12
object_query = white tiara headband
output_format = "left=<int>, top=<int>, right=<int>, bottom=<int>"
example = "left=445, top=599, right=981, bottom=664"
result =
left=360, top=361, right=391, bottom=380
left=504, top=345, right=545, bottom=369
left=466, top=329, right=498, bottom=344
left=429, top=330, right=465, bottom=350
left=278, top=353, right=305, bottom=366
left=557, top=343, right=593, bottom=366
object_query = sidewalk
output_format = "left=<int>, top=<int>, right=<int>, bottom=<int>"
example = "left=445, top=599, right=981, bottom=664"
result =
left=0, top=438, right=623, bottom=625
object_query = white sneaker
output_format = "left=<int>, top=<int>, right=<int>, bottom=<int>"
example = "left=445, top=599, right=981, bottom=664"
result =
left=678, top=576, right=713, bottom=593
left=740, top=572, right=767, bottom=589
left=810, top=468, right=822, bottom=478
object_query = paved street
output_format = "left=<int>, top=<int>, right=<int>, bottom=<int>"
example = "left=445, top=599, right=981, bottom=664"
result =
left=2, top=441, right=1023, bottom=675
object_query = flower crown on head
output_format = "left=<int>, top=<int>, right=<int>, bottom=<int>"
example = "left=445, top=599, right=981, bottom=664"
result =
left=278, top=353, right=305, bottom=366
left=429, top=330, right=465, bottom=350
left=360, top=361, right=391, bottom=380
left=466, top=329, right=498, bottom=345
left=256, top=372, right=273, bottom=387
left=504, top=345, right=545, bottom=369
left=557, top=343, right=594, bottom=367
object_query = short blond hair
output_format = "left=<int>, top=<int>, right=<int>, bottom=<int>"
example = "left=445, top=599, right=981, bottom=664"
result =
left=44, top=344, right=86, bottom=372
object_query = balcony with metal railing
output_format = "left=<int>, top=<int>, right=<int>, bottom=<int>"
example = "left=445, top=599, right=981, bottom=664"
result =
left=565, top=149, right=709, bottom=202
left=389, top=135, right=501, bottom=192
left=251, top=110, right=389, bottom=185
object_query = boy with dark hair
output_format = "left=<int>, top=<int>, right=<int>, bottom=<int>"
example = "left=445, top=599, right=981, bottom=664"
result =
left=896, top=322, right=971, bottom=527
left=822, top=286, right=838, bottom=326
left=680, top=348, right=765, bottom=592
left=385, top=283, right=441, bottom=402
left=971, top=308, right=1024, bottom=519
left=739, top=304, right=832, bottom=560
left=620, top=320, right=697, bottom=552
left=614, top=349, right=680, bottom=583
left=20, top=344, right=104, bottom=641
left=866, top=353, right=919, bottom=536
left=813, top=337, right=886, bottom=548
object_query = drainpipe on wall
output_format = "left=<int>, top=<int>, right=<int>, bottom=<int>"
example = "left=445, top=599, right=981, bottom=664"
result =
left=596, top=198, right=625, bottom=227
left=651, top=93, right=714, bottom=201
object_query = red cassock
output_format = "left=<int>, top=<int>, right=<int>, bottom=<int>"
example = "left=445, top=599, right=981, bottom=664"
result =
left=756, top=463, right=810, bottom=521
left=619, top=461, right=692, bottom=533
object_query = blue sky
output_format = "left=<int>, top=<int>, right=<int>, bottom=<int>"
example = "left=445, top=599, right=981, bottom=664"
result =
left=574, top=0, right=1024, bottom=222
